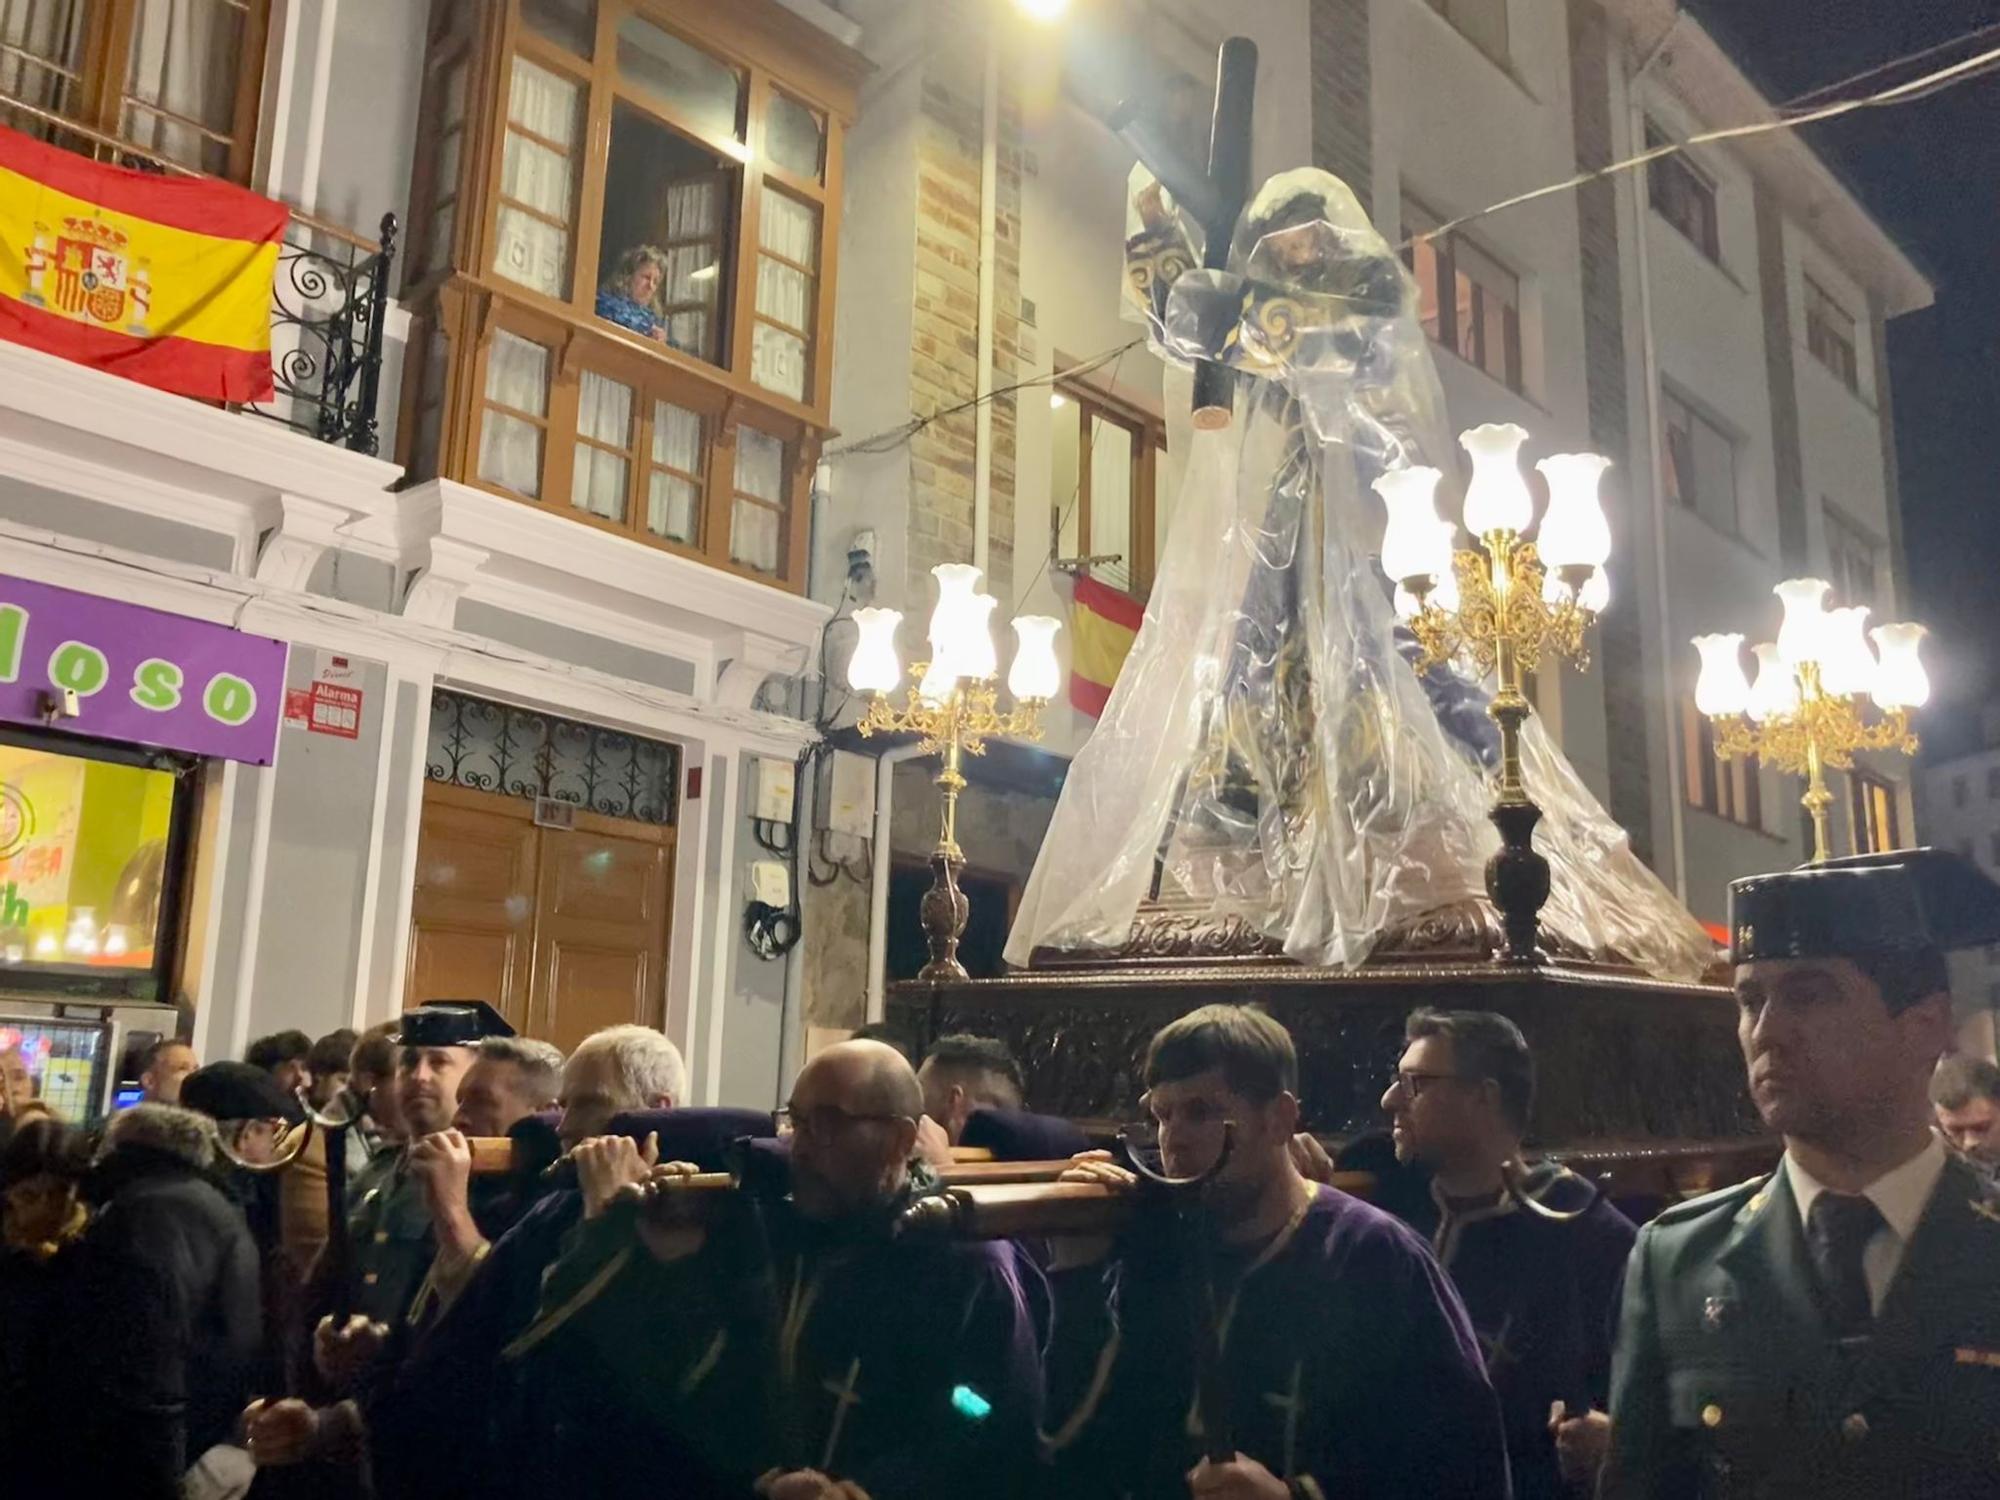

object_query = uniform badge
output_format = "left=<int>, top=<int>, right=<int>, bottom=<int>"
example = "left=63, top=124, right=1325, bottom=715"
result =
left=1702, top=1296, right=1730, bottom=1332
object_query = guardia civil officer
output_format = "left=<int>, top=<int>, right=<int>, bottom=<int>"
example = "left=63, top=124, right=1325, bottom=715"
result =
left=1603, top=848, right=2000, bottom=1498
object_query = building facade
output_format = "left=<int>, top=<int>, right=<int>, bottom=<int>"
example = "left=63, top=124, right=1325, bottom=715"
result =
left=0, top=0, right=1935, bottom=1107
left=1915, top=704, right=2000, bottom=1055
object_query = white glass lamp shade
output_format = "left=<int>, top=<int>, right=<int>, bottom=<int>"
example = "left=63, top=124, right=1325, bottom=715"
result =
left=1869, top=622, right=1930, bottom=709
left=1746, top=642, right=1800, bottom=723
left=847, top=607, right=904, bottom=694
left=1008, top=615, right=1062, bottom=701
left=1578, top=566, right=1609, bottom=614
left=1459, top=423, right=1533, bottom=537
left=1375, top=466, right=1451, bottom=585
left=1394, top=528, right=1460, bottom=617
left=952, top=593, right=1000, bottom=680
left=927, top=563, right=983, bottom=656
left=1817, top=606, right=1876, bottom=697
left=1691, top=633, right=1751, bottom=717
left=1534, top=453, right=1613, bottom=570
left=916, top=659, right=957, bottom=705
left=1773, top=578, right=1832, bottom=669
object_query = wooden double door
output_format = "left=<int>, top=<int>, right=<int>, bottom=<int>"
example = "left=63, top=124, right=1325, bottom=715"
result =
left=404, top=782, right=674, bottom=1053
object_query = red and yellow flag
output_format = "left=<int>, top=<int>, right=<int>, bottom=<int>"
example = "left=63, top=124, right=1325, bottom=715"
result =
left=0, top=126, right=288, bottom=402
left=1069, top=573, right=1144, bottom=718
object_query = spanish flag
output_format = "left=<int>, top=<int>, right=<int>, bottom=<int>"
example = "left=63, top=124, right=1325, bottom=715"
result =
left=0, top=126, right=287, bottom=402
left=1069, top=573, right=1144, bottom=718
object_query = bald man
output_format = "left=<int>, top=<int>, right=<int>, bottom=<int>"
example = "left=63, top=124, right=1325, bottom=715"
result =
left=505, top=1040, right=1046, bottom=1500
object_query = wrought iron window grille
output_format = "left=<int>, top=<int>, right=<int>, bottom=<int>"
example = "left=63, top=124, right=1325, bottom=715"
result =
left=425, top=689, right=680, bottom=827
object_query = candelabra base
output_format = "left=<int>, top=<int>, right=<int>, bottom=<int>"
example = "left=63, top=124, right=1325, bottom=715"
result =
left=918, top=845, right=971, bottom=982
left=1486, top=800, right=1551, bottom=966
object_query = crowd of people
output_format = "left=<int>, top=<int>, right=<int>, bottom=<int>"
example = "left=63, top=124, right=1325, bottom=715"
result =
left=2, top=851, right=1999, bottom=1498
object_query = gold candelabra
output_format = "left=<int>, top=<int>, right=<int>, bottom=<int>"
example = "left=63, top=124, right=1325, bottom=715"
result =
left=1693, top=584, right=1928, bottom=864
left=1378, top=429, right=1612, bottom=965
left=849, top=566, right=1060, bottom=980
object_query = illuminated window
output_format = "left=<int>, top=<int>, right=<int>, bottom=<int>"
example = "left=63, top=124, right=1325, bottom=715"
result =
left=1402, top=197, right=1524, bottom=394
left=1051, top=383, right=1168, bottom=600
left=1662, top=388, right=1739, bottom=536
left=1847, top=769, right=1899, bottom=855
left=1681, top=698, right=1762, bottom=831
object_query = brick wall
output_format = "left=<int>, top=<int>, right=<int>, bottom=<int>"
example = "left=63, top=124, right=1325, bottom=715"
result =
left=1568, top=0, right=1654, bottom=868
left=907, top=5, right=1023, bottom=606
left=1309, top=0, right=1371, bottom=203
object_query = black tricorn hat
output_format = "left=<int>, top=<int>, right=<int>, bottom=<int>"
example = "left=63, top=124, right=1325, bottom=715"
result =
left=1728, top=848, right=2000, bottom=964
left=394, top=999, right=515, bottom=1048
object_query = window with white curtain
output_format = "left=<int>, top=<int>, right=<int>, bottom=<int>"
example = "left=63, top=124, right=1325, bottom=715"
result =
left=0, top=0, right=268, bottom=182
left=572, top=370, right=635, bottom=522
left=1050, top=383, right=1167, bottom=598
left=647, top=400, right=703, bottom=544
left=494, top=55, right=583, bottom=300
left=479, top=330, right=551, bottom=498
left=731, top=426, right=784, bottom=574
left=752, top=187, right=817, bottom=401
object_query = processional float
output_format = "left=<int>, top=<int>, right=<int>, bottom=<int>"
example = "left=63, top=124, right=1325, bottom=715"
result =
left=881, top=31, right=1769, bottom=1201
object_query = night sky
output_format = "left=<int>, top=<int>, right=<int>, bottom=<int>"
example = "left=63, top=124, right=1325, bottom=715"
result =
left=1683, top=1, right=2000, bottom=754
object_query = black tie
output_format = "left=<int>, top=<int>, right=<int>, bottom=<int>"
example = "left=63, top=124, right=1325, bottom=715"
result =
left=1806, top=1192, right=1883, bottom=1335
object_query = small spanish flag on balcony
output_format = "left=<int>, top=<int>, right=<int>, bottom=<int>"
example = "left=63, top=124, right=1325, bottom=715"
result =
left=1068, top=572, right=1144, bottom=719
left=0, top=125, right=287, bottom=403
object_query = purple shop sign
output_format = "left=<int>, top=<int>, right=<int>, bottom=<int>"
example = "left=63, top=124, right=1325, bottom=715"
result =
left=0, top=574, right=289, bottom=765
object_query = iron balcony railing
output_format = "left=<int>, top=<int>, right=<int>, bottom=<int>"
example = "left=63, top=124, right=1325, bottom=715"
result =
left=0, top=92, right=397, bottom=456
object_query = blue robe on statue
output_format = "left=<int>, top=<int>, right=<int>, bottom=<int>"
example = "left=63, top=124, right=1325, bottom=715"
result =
left=1045, top=1184, right=1509, bottom=1499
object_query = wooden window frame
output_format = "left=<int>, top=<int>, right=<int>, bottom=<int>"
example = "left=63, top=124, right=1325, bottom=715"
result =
left=1646, top=122, right=1720, bottom=263
left=1848, top=768, right=1900, bottom=856
left=1052, top=377, right=1168, bottom=601
left=1661, top=385, right=1741, bottom=537
left=1401, top=197, right=1524, bottom=395
left=1804, top=274, right=1860, bottom=394
left=397, top=0, right=859, bottom=594
left=1681, top=697, right=1763, bottom=832
left=0, top=0, right=270, bottom=184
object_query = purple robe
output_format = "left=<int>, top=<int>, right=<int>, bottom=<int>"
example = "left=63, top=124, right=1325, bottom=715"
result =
left=1047, top=1185, right=1509, bottom=1499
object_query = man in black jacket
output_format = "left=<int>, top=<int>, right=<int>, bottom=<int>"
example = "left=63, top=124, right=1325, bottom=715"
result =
left=66, top=1102, right=261, bottom=1499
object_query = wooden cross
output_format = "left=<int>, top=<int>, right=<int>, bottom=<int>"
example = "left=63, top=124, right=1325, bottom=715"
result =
left=819, top=1355, right=864, bottom=1472
left=1261, top=1359, right=1306, bottom=1481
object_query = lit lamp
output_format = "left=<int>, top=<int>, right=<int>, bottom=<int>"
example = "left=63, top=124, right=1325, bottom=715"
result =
left=1690, top=581, right=1926, bottom=863
left=853, top=565, right=1061, bottom=979
left=1376, top=424, right=1614, bottom=964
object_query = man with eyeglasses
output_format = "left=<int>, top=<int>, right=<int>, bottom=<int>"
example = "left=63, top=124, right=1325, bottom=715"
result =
left=495, top=1037, right=1045, bottom=1500
left=1048, top=1003, right=1505, bottom=1499
left=1376, top=1008, right=1635, bottom=1499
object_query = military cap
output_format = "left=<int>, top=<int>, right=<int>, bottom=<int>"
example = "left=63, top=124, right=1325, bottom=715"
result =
left=181, top=1060, right=295, bottom=1122
left=394, top=999, right=515, bottom=1048
left=1729, top=847, right=2000, bottom=963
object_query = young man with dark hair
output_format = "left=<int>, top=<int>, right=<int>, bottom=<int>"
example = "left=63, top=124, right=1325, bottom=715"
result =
left=1050, top=1003, right=1507, bottom=1499
left=1379, top=1008, right=1635, bottom=1498
left=305, top=1029, right=359, bottom=1111
left=919, top=1032, right=1027, bottom=1144
left=1605, top=849, right=2000, bottom=1498
left=246, top=1029, right=314, bottom=1104
left=1930, top=1051, right=2000, bottom=1165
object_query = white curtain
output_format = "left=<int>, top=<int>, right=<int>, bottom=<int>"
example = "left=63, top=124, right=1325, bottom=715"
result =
left=752, top=188, right=816, bottom=399
left=731, top=427, right=784, bottom=573
left=0, top=0, right=86, bottom=120
left=493, top=57, right=579, bottom=297
left=123, top=0, right=239, bottom=174
left=662, top=175, right=721, bottom=355
left=647, top=400, right=701, bottom=542
left=571, top=371, right=633, bottom=521
left=478, top=331, right=549, bottom=498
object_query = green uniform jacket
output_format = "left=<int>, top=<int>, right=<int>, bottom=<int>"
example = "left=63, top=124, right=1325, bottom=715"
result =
left=1603, top=1152, right=2000, bottom=1499
left=346, top=1158, right=512, bottom=1332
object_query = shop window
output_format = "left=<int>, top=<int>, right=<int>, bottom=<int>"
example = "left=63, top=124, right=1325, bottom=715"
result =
left=1051, top=383, right=1168, bottom=599
left=1647, top=121, right=1720, bottom=262
left=1681, top=698, right=1762, bottom=831
left=1848, top=769, right=1899, bottom=856
left=1402, top=197, right=1523, bottom=394
left=1662, top=387, right=1739, bottom=537
left=0, top=732, right=192, bottom=999
left=0, top=0, right=271, bottom=183
left=1805, top=276, right=1860, bottom=394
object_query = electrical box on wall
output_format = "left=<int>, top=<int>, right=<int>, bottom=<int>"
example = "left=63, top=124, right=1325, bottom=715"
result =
left=820, top=749, right=876, bottom=839
left=753, top=756, right=797, bottom=823
left=748, top=859, right=791, bottom=908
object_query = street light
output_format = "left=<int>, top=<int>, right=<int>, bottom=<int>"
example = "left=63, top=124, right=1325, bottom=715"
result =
left=1376, top=423, right=1613, bottom=964
left=852, top=565, right=1062, bottom=979
left=1690, top=582, right=1927, bottom=863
